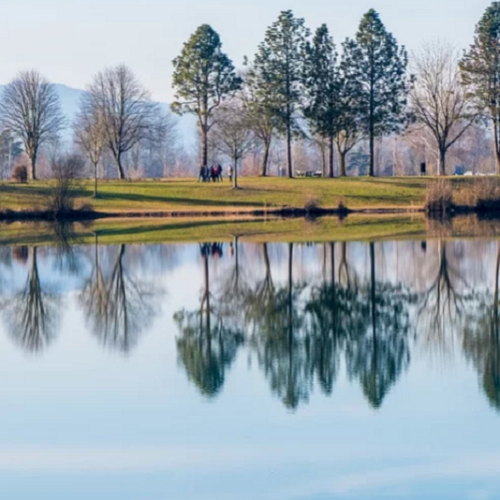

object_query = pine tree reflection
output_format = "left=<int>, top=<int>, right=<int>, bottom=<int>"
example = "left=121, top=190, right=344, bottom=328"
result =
left=305, top=243, right=355, bottom=395
left=463, top=243, right=500, bottom=411
left=175, top=244, right=244, bottom=398
left=247, top=243, right=310, bottom=410
left=345, top=243, right=414, bottom=409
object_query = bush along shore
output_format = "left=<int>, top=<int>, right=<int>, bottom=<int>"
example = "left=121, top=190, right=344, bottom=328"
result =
left=425, top=177, right=500, bottom=216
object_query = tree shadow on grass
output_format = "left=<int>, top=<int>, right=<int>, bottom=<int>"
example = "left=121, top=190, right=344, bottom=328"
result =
left=96, top=191, right=261, bottom=207
left=95, top=219, right=267, bottom=239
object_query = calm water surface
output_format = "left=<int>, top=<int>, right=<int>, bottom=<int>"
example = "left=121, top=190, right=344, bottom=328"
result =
left=0, top=238, right=499, bottom=500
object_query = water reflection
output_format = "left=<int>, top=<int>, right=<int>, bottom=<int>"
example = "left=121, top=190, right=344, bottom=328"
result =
left=174, top=243, right=245, bottom=397
left=2, top=236, right=500, bottom=412
left=80, top=240, right=160, bottom=353
left=4, top=246, right=61, bottom=352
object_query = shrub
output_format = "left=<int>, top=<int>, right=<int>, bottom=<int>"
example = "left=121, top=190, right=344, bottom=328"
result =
left=425, top=179, right=454, bottom=214
left=304, top=195, right=322, bottom=212
left=472, top=177, right=500, bottom=212
left=45, top=154, right=85, bottom=216
left=11, top=164, right=28, bottom=183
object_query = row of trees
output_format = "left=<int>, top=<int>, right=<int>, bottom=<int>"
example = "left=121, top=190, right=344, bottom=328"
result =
left=3, top=4, right=500, bottom=183
left=173, top=2, right=500, bottom=178
left=0, top=66, right=174, bottom=189
left=173, top=9, right=409, bottom=179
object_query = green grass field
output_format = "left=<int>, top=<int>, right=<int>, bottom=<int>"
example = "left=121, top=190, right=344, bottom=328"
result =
left=0, top=176, right=433, bottom=214
left=0, top=214, right=427, bottom=246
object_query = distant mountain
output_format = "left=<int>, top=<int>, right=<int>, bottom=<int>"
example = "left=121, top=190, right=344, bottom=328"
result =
left=0, top=83, right=197, bottom=149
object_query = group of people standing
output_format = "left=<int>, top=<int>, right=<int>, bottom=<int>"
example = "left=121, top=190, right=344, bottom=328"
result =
left=198, top=164, right=234, bottom=183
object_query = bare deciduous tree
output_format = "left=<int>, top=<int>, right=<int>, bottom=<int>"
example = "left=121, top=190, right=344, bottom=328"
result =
left=0, top=70, right=65, bottom=181
left=86, top=65, right=158, bottom=179
left=74, top=94, right=105, bottom=196
left=241, top=69, right=277, bottom=177
left=410, top=42, right=476, bottom=175
left=46, top=153, right=85, bottom=216
left=211, top=102, right=254, bottom=188
left=335, top=128, right=364, bottom=177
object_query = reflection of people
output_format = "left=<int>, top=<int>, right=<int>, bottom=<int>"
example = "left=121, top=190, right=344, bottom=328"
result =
left=200, top=242, right=224, bottom=259
left=229, top=243, right=234, bottom=258
left=212, top=243, right=223, bottom=259
left=228, top=164, right=233, bottom=182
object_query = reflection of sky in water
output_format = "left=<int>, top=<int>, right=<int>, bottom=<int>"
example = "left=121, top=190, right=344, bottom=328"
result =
left=0, top=240, right=499, bottom=499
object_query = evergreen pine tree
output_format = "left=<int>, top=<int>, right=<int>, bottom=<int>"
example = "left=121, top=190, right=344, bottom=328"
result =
left=343, top=10, right=410, bottom=177
left=252, top=10, right=309, bottom=178
left=461, top=2, right=500, bottom=174
left=172, top=25, right=241, bottom=169
left=303, top=24, right=340, bottom=178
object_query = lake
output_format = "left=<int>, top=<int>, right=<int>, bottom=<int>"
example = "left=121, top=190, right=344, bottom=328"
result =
left=0, top=235, right=499, bottom=500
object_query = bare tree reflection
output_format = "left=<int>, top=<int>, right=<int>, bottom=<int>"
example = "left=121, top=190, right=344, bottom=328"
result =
left=418, top=240, right=468, bottom=351
left=80, top=242, right=158, bottom=353
left=5, top=246, right=60, bottom=353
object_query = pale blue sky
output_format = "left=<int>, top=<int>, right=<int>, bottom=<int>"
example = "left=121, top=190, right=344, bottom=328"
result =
left=0, top=0, right=491, bottom=101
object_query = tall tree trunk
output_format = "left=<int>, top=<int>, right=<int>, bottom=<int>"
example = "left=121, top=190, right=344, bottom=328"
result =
left=29, top=150, right=37, bottom=182
left=339, top=152, right=347, bottom=177
left=261, top=138, right=271, bottom=177
left=201, top=125, right=208, bottom=170
left=369, top=86, right=375, bottom=177
left=328, top=135, right=335, bottom=178
left=287, top=119, right=293, bottom=178
left=115, top=153, right=125, bottom=180
left=93, top=162, right=98, bottom=198
left=493, top=119, right=500, bottom=175
left=233, top=156, right=238, bottom=189
left=369, top=129, right=374, bottom=177
left=438, top=148, right=446, bottom=176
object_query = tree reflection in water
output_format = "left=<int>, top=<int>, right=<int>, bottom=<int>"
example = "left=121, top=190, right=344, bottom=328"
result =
left=345, top=243, right=415, bottom=408
left=3, top=236, right=500, bottom=412
left=463, top=242, right=500, bottom=410
left=80, top=241, right=160, bottom=354
left=246, top=243, right=309, bottom=410
left=174, top=243, right=244, bottom=398
left=4, top=247, right=60, bottom=353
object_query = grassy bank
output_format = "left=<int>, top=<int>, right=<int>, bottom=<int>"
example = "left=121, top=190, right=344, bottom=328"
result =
left=0, top=176, right=432, bottom=215
left=0, top=214, right=427, bottom=246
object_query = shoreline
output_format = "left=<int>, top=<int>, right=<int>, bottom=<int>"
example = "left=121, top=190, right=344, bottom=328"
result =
left=1, top=204, right=500, bottom=222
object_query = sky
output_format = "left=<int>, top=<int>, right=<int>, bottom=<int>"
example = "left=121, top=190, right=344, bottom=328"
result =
left=0, top=0, right=492, bottom=102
